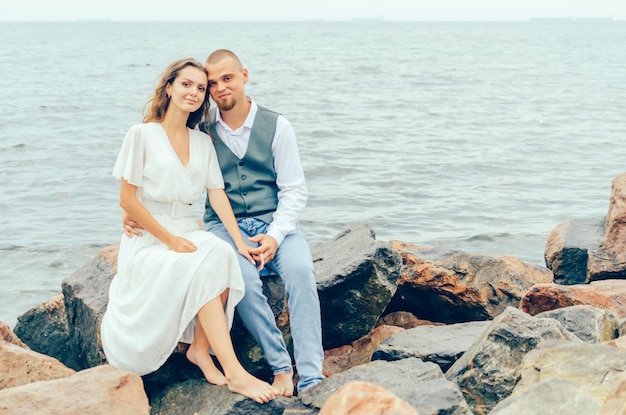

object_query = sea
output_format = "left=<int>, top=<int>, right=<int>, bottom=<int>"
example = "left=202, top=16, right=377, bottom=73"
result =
left=1, top=20, right=625, bottom=328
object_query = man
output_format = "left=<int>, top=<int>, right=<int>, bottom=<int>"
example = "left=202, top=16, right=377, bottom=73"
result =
left=200, top=49, right=324, bottom=396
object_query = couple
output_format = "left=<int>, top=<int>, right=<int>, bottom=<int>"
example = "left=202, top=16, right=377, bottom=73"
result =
left=100, top=50, right=324, bottom=404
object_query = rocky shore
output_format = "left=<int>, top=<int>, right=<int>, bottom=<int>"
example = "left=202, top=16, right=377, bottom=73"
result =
left=3, top=172, right=626, bottom=414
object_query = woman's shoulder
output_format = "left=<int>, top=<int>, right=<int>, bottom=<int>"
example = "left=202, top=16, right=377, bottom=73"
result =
left=124, top=122, right=161, bottom=139
left=125, top=122, right=151, bottom=135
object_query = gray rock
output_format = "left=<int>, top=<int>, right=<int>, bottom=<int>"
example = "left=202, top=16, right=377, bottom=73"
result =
left=544, top=217, right=605, bottom=285
left=488, top=378, right=600, bottom=415
left=61, top=245, right=117, bottom=370
left=372, top=320, right=491, bottom=372
left=148, top=378, right=292, bottom=415
left=313, top=224, right=401, bottom=349
left=535, top=304, right=620, bottom=343
left=301, top=358, right=472, bottom=415
left=13, top=295, right=79, bottom=370
left=445, top=307, right=581, bottom=415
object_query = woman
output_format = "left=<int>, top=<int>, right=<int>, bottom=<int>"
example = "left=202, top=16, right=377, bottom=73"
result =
left=100, top=58, right=277, bottom=404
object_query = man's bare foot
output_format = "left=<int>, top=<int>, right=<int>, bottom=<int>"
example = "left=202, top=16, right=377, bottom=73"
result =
left=186, top=346, right=227, bottom=386
left=272, top=372, right=294, bottom=397
left=227, top=371, right=279, bottom=404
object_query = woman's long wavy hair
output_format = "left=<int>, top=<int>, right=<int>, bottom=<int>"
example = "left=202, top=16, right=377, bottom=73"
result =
left=143, top=58, right=210, bottom=128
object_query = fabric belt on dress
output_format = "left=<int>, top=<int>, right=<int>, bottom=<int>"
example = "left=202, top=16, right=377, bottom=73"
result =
left=142, top=200, right=192, bottom=219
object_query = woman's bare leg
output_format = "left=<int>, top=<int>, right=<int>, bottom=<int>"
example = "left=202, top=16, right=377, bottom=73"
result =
left=197, top=295, right=278, bottom=404
left=186, top=316, right=227, bottom=385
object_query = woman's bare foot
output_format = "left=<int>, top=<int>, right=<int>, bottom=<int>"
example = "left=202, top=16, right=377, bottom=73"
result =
left=227, top=371, right=279, bottom=404
left=272, top=372, right=294, bottom=397
left=186, top=346, right=227, bottom=386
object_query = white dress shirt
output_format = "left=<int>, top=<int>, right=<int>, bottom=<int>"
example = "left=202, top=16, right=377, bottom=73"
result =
left=213, top=97, right=307, bottom=246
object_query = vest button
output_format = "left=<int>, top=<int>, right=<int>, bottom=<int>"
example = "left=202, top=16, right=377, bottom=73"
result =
left=242, top=191, right=248, bottom=196
left=238, top=161, right=244, bottom=166
left=241, top=175, right=246, bottom=180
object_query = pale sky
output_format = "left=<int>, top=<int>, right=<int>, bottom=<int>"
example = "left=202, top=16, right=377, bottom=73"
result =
left=3, top=0, right=625, bottom=21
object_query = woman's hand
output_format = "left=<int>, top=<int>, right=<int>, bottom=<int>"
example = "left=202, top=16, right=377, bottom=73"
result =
left=166, top=236, right=197, bottom=253
left=236, top=243, right=256, bottom=265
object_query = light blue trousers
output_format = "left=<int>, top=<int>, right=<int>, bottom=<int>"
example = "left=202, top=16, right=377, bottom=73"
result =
left=205, top=218, right=324, bottom=392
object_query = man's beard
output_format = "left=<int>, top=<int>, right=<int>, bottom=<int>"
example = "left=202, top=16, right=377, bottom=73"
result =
left=216, top=97, right=236, bottom=112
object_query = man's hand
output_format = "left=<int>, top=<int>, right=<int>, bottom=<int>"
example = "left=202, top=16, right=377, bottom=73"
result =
left=248, top=234, right=278, bottom=271
left=122, top=209, right=144, bottom=238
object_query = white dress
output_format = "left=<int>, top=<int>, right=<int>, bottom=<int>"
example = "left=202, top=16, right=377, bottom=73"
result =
left=100, top=122, right=245, bottom=376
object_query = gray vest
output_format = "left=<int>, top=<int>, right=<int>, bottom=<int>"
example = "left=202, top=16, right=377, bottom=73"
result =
left=201, top=106, right=280, bottom=224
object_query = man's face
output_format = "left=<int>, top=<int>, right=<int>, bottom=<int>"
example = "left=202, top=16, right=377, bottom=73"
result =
left=206, top=57, right=248, bottom=112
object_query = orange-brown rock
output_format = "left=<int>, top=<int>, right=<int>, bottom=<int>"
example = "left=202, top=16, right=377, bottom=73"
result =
left=323, top=325, right=404, bottom=377
left=1, top=321, right=27, bottom=348
left=318, top=380, right=419, bottom=415
left=0, top=364, right=149, bottom=415
left=520, top=279, right=626, bottom=318
left=0, top=339, right=75, bottom=390
left=390, top=241, right=552, bottom=323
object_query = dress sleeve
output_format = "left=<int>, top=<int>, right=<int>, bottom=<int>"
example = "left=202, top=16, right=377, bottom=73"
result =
left=112, top=124, right=144, bottom=186
left=205, top=140, right=225, bottom=190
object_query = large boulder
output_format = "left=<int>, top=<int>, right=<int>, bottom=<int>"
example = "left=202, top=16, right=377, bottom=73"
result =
left=313, top=224, right=402, bottom=349
left=0, top=365, right=149, bottom=415
left=544, top=217, right=605, bottom=285
left=544, top=172, right=626, bottom=284
left=445, top=307, right=580, bottom=415
left=388, top=242, right=552, bottom=323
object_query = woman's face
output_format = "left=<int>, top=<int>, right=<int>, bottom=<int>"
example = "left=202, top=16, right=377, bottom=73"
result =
left=166, top=66, right=207, bottom=114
